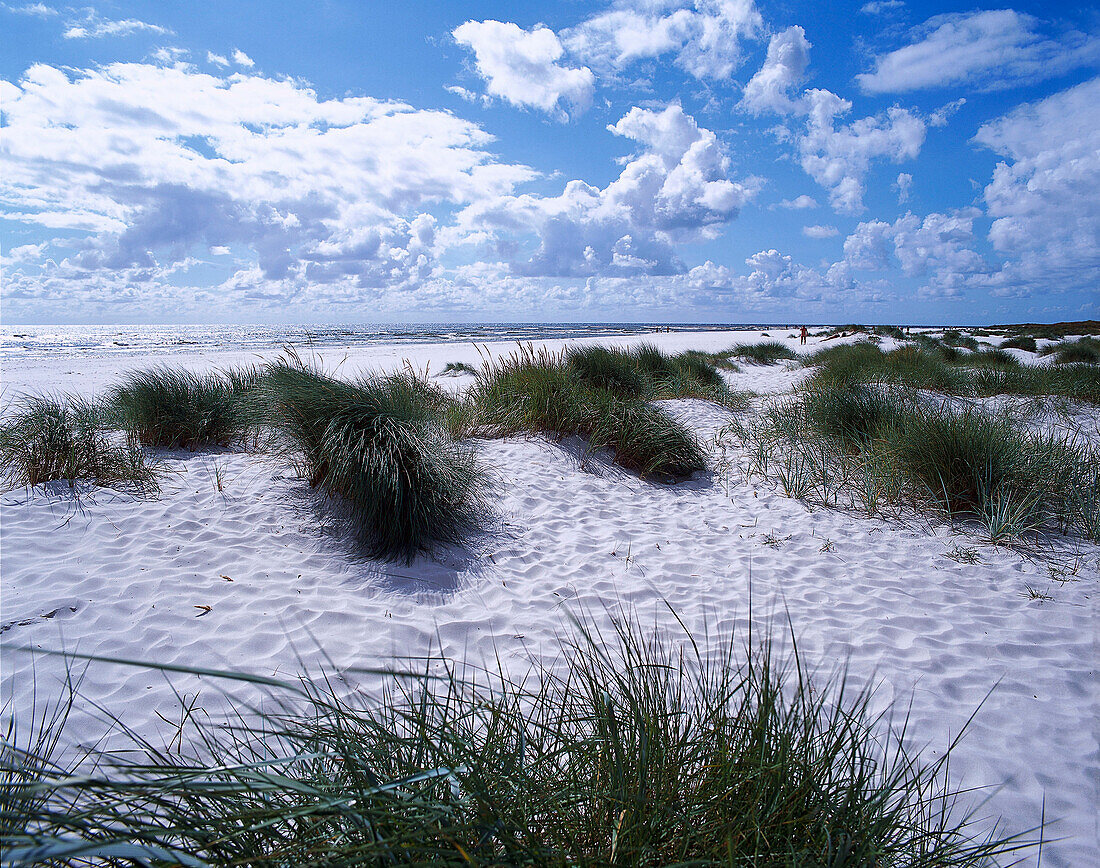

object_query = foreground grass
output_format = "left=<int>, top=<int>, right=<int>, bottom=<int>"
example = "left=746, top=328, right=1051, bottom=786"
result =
left=0, top=395, right=159, bottom=493
left=726, top=382, right=1100, bottom=542
left=263, top=360, right=489, bottom=562
left=2, top=615, right=1034, bottom=866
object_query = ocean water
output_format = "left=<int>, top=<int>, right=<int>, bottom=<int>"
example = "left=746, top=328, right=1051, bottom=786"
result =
left=0, top=322, right=782, bottom=360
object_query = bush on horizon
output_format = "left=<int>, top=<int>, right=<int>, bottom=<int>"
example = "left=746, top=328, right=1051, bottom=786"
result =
left=108, top=366, right=263, bottom=450
left=1, top=613, right=1036, bottom=866
left=0, top=395, right=159, bottom=493
left=263, top=361, right=488, bottom=562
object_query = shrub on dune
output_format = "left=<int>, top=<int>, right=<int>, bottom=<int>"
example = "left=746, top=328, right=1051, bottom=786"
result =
left=263, top=362, right=488, bottom=562
left=1000, top=335, right=1036, bottom=353
left=0, top=395, right=158, bottom=492
left=465, top=346, right=707, bottom=480
left=734, top=382, right=1099, bottom=541
left=727, top=340, right=797, bottom=365
left=1040, top=337, right=1100, bottom=365
left=1, top=616, right=1034, bottom=866
left=108, top=366, right=261, bottom=450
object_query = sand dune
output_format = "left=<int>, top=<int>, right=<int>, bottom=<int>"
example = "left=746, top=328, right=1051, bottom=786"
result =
left=2, top=329, right=1097, bottom=866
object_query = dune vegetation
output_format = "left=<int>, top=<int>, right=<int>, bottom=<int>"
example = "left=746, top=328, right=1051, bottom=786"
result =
left=1, top=615, right=1035, bottom=867
left=724, top=381, right=1100, bottom=542
left=0, top=395, right=160, bottom=493
left=262, top=360, right=489, bottom=562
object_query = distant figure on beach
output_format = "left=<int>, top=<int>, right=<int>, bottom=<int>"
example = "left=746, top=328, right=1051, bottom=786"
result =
left=799, top=325, right=807, bottom=345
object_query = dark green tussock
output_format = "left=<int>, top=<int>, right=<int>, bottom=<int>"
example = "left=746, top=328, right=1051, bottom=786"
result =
left=726, top=340, right=798, bottom=365
left=0, top=395, right=159, bottom=492
left=566, top=345, right=651, bottom=398
left=464, top=346, right=708, bottom=480
left=263, top=361, right=489, bottom=562
left=732, top=382, right=1099, bottom=541
left=108, top=366, right=263, bottom=450
left=804, top=341, right=1100, bottom=404
left=941, top=331, right=981, bottom=351
left=999, top=335, right=1036, bottom=353
left=1039, top=337, right=1100, bottom=365
left=2, top=615, right=1035, bottom=866
left=439, top=361, right=479, bottom=376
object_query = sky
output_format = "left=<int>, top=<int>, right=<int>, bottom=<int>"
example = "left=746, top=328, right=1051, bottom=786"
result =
left=1, top=1, right=1097, bottom=325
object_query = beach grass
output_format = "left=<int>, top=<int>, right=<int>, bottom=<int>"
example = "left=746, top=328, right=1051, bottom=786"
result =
left=730, top=382, right=1099, bottom=541
left=464, top=345, right=709, bottom=479
left=1038, top=336, right=1100, bottom=365
left=999, top=335, right=1036, bottom=353
left=0, top=395, right=159, bottom=492
left=262, top=360, right=489, bottom=562
left=107, top=365, right=263, bottom=450
left=804, top=341, right=1100, bottom=403
left=726, top=340, right=797, bottom=365
left=439, top=361, right=479, bottom=376
left=1, top=614, right=1034, bottom=866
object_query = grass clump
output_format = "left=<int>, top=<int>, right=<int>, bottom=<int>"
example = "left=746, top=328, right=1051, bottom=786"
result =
left=0, top=395, right=158, bottom=493
left=439, top=361, right=478, bottom=376
left=727, top=340, right=798, bottom=365
left=1039, top=336, right=1100, bottom=365
left=805, top=341, right=1100, bottom=404
left=2, top=615, right=1035, bottom=866
left=729, top=382, right=1100, bottom=541
left=108, top=366, right=262, bottom=450
left=941, top=331, right=981, bottom=351
left=263, top=360, right=488, bottom=562
left=999, top=335, right=1036, bottom=353
left=464, top=345, right=708, bottom=480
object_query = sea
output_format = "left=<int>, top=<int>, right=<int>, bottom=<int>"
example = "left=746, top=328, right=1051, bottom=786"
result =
left=0, top=322, right=789, bottom=361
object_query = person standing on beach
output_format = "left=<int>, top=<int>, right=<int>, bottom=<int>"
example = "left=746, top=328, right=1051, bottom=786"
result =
left=799, top=326, right=807, bottom=345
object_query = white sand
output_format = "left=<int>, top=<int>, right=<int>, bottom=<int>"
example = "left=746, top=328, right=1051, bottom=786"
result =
left=2, top=328, right=1097, bottom=866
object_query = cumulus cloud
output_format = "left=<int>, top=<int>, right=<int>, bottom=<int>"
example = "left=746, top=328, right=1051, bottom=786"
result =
left=973, top=76, right=1100, bottom=296
left=803, top=224, right=838, bottom=238
left=0, top=61, right=536, bottom=310
left=798, top=89, right=925, bottom=214
left=563, top=0, right=762, bottom=81
left=740, top=25, right=810, bottom=114
left=452, top=20, right=594, bottom=120
left=775, top=194, right=817, bottom=209
left=857, top=10, right=1100, bottom=94
left=207, top=51, right=229, bottom=67
left=456, top=104, right=756, bottom=277
left=231, top=48, right=255, bottom=68
left=842, top=210, right=990, bottom=297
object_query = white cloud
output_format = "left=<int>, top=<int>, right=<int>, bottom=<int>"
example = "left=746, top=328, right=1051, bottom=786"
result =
left=860, top=1, right=904, bottom=14
left=231, top=48, right=255, bottom=68
left=5, top=241, right=48, bottom=263
left=207, top=51, right=229, bottom=67
left=842, top=209, right=990, bottom=297
left=61, top=10, right=169, bottom=39
left=6, top=3, right=59, bottom=17
left=895, top=172, right=912, bottom=203
left=563, top=0, right=762, bottom=82
left=452, top=20, right=594, bottom=120
left=456, top=104, right=756, bottom=277
left=857, top=10, right=1100, bottom=94
left=740, top=25, right=810, bottom=114
left=973, top=77, right=1100, bottom=297
left=0, top=61, right=536, bottom=310
left=803, top=224, right=838, bottom=238
left=798, top=89, right=925, bottom=214
left=775, top=194, right=817, bottom=210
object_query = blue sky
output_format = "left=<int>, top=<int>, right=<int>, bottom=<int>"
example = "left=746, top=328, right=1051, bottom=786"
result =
left=1, top=0, right=1097, bottom=324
